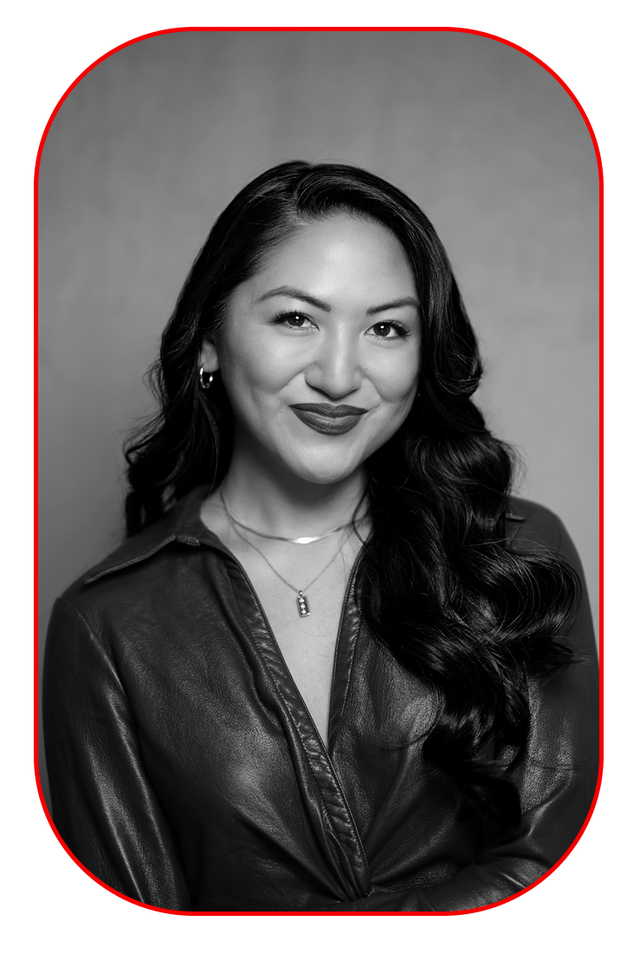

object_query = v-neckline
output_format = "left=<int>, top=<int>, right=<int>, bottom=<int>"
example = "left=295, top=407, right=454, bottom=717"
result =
left=218, top=539, right=372, bottom=898
left=208, top=527, right=364, bottom=757
left=188, top=494, right=373, bottom=899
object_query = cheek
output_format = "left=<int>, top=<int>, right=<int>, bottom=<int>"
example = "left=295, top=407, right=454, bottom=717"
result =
left=220, top=341, right=277, bottom=397
left=369, top=352, right=421, bottom=403
left=221, top=330, right=302, bottom=397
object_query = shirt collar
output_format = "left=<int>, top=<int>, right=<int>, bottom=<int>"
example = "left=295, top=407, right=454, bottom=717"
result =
left=83, top=486, right=219, bottom=584
left=82, top=486, right=528, bottom=585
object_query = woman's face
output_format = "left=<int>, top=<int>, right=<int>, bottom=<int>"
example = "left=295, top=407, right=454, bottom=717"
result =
left=201, top=214, right=422, bottom=486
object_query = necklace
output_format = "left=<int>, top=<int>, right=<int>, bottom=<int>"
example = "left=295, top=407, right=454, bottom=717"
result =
left=223, top=504, right=350, bottom=618
left=219, top=488, right=356, bottom=544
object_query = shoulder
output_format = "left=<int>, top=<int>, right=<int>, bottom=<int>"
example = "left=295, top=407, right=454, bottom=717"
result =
left=56, top=487, right=213, bottom=625
left=507, top=497, right=572, bottom=553
left=507, top=496, right=563, bottom=541
left=506, top=496, right=582, bottom=571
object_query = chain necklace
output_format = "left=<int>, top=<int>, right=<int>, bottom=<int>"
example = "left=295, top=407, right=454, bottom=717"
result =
left=223, top=504, right=350, bottom=618
left=219, top=488, right=354, bottom=544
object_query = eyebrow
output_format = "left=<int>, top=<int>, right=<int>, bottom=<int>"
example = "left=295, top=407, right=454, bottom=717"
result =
left=256, top=286, right=420, bottom=314
left=365, top=297, right=420, bottom=315
left=257, top=287, right=330, bottom=311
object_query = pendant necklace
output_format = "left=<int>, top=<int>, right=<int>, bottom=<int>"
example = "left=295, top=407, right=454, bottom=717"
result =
left=222, top=498, right=351, bottom=618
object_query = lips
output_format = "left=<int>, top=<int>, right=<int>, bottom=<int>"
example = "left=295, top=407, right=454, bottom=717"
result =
left=289, top=403, right=368, bottom=436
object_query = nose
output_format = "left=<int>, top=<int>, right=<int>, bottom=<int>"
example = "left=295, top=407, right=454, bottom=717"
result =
left=304, top=329, right=363, bottom=399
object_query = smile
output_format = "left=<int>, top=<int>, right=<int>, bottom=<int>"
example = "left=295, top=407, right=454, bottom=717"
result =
left=289, top=403, right=368, bottom=436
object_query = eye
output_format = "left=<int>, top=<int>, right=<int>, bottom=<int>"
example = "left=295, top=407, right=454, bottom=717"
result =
left=272, top=310, right=315, bottom=331
left=367, top=321, right=409, bottom=340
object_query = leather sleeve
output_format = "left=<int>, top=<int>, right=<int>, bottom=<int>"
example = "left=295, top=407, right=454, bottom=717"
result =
left=330, top=508, right=600, bottom=912
left=43, top=597, right=193, bottom=910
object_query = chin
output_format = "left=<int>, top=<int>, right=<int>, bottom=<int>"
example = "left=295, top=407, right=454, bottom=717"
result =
left=283, top=451, right=364, bottom=487
left=290, top=464, right=360, bottom=486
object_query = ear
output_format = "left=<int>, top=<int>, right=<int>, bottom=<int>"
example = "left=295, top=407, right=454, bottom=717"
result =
left=199, top=337, right=220, bottom=373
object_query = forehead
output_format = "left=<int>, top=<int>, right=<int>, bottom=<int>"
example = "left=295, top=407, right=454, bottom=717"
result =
left=252, top=214, right=417, bottom=296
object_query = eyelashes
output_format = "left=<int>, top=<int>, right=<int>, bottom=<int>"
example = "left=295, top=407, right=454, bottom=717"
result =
left=271, top=310, right=411, bottom=341
left=368, top=321, right=410, bottom=340
left=271, top=310, right=313, bottom=330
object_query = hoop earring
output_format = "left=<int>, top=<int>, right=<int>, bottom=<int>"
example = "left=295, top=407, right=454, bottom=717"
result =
left=199, top=366, right=215, bottom=390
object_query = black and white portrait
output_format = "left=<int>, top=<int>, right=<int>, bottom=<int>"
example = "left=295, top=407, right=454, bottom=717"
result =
left=37, top=29, right=599, bottom=914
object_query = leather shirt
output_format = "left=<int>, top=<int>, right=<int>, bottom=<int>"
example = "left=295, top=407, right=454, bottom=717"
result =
left=43, top=488, right=599, bottom=912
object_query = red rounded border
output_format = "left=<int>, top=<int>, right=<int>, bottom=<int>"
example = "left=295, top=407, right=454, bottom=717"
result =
left=34, top=25, right=604, bottom=917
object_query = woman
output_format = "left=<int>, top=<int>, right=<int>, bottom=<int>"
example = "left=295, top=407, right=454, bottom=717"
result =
left=43, top=161, right=598, bottom=913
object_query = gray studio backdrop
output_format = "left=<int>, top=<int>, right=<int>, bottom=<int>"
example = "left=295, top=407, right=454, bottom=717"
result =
left=38, top=30, right=599, bottom=802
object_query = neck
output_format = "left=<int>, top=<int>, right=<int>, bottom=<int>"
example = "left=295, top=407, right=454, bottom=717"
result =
left=217, top=451, right=367, bottom=540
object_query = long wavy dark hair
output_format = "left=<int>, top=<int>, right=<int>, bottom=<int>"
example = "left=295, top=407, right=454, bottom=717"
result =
left=125, top=161, right=579, bottom=837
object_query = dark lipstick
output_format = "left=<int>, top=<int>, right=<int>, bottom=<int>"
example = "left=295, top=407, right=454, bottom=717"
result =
left=289, top=403, right=368, bottom=436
